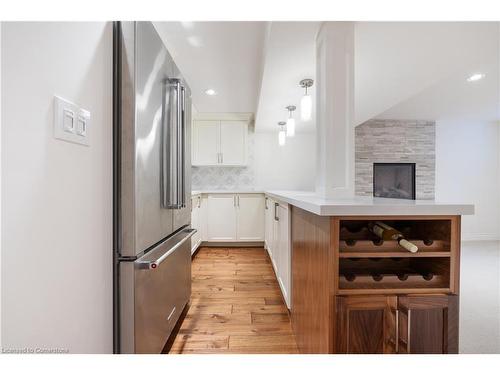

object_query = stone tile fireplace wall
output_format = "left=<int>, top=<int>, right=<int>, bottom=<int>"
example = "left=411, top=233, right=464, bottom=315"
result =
left=355, top=119, right=436, bottom=200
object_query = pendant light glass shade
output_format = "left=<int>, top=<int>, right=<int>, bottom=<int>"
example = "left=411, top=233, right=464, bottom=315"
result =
left=278, top=121, right=286, bottom=146
left=300, top=94, right=312, bottom=121
left=278, top=129, right=286, bottom=146
left=285, top=105, right=296, bottom=137
left=286, top=118, right=295, bottom=137
left=299, top=79, right=314, bottom=122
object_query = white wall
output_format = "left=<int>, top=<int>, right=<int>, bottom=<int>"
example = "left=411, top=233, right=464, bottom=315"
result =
left=1, top=22, right=113, bottom=353
left=254, top=132, right=316, bottom=190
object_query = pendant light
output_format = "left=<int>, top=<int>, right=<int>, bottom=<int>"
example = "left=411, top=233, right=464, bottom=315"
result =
left=285, top=105, right=296, bottom=137
left=299, top=79, right=314, bottom=121
left=278, top=121, right=286, bottom=146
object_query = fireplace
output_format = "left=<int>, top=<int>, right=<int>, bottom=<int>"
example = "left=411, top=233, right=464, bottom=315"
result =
left=373, top=163, right=416, bottom=200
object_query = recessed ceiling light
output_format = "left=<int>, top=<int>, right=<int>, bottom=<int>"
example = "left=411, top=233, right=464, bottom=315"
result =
left=205, top=89, right=217, bottom=96
left=467, top=73, right=485, bottom=82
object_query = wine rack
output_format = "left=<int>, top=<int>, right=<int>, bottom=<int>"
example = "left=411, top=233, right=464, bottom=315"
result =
left=336, top=217, right=458, bottom=295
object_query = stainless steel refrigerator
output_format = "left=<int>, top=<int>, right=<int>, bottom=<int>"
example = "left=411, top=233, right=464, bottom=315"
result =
left=113, top=21, right=194, bottom=354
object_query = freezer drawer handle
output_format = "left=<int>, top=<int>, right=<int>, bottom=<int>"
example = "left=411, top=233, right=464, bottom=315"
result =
left=136, top=228, right=196, bottom=270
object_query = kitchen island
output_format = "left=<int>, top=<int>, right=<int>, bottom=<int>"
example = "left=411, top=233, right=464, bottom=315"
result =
left=265, top=191, right=474, bottom=354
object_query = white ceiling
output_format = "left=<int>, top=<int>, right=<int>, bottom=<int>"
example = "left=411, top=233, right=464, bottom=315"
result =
left=254, top=22, right=321, bottom=133
left=354, top=22, right=500, bottom=125
left=154, top=21, right=498, bottom=133
left=153, top=21, right=268, bottom=113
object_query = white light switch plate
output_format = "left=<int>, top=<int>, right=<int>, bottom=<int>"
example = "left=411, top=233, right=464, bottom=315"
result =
left=54, top=96, right=90, bottom=146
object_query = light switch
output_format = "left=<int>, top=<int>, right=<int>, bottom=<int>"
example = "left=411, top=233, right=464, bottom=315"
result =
left=76, top=115, right=87, bottom=136
left=63, top=109, right=75, bottom=133
left=54, top=96, right=90, bottom=146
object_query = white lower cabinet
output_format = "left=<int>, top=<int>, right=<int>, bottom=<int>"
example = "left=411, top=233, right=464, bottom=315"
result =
left=236, top=194, right=265, bottom=241
left=202, top=193, right=264, bottom=242
left=264, top=196, right=291, bottom=308
left=190, top=194, right=202, bottom=254
left=206, top=194, right=238, bottom=241
left=264, top=196, right=274, bottom=258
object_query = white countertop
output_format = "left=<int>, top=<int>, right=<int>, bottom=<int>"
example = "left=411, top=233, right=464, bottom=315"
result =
left=192, top=190, right=264, bottom=195
left=265, top=190, right=475, bottom=216
left=191, top=189, right=474, bottom=216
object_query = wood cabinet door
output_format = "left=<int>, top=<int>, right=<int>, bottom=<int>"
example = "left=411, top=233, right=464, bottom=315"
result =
left=192, top=120, right=219, bottom=166
left=236, top=194, right=265, bottom=241
left=219, top=121, right=247, bottom=166
left=337, top=295, right=398, bottom=354
left=206, top=194, right=237, bottom=241
left=397, top=295, right=458, bottom=354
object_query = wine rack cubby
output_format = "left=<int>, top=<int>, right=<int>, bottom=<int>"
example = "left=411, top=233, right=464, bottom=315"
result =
left=335, top=217, right=459, bottom=295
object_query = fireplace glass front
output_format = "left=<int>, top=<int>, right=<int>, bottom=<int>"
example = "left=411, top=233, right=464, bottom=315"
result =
left=373, top=163, right=416, bottom=200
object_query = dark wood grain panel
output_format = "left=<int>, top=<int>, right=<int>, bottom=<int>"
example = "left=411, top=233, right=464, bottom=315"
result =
left=290, top=207, right=334, bottom=354
left=337, top=295, right=397, bottom=354
left=398, top=294, right=458, bottom=354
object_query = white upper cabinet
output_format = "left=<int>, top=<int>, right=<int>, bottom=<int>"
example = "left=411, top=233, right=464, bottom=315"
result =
left=236, top=194, right=265, bottom=241
left=192, top=115, right=249, bottom=166
left=219, top=121, right=247, bottom=166
left=193, top=121, right=219, bottom=165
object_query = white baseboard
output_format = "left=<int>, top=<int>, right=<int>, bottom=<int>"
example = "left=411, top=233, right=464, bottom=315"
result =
left=461, top=233, right=500, bottom=242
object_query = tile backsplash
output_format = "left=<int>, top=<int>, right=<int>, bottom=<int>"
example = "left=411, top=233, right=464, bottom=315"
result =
left=191, top=131, right=255, bottom=190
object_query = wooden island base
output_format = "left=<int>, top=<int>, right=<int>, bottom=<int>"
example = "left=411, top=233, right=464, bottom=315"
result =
left=290, top=207, right=461, bottom=354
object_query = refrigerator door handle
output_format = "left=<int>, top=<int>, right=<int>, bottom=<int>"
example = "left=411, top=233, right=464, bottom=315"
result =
left=180, top=84, right=186, bottom=208
left=162, top=78, right=182, bottom=209
left=135, top=228, right=196, bottom=269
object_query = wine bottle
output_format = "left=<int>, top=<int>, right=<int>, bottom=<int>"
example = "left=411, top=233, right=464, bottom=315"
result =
left=371, top=273, right=383, bottom=282
left=423, top=239, right=434, bottom=246
left=368, top=221, right=419, bottom=253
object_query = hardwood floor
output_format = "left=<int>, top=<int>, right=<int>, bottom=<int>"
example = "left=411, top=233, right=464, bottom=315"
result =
left=169, top=247, right=299, bottom=354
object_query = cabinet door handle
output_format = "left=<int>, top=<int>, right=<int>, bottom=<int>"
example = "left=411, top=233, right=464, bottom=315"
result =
left=234, top=195, right=236, bottom=207
left=274, top=202, right=279, bottom=221
left=221, top=153, right=223, bottom=164
left=395, top=309, right=399, bottom=353
left=237, top=195, right=240, bottom=207
left=265, top=197, right=268, bottom=210
left=407, top=309, right=411, bottom=353
left=397, top=306, right=411, bottom=353
left=198, top=196, right=201, bottom=208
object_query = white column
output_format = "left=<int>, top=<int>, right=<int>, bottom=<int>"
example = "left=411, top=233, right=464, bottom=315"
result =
left=315, top=22, right=355, bottom=199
